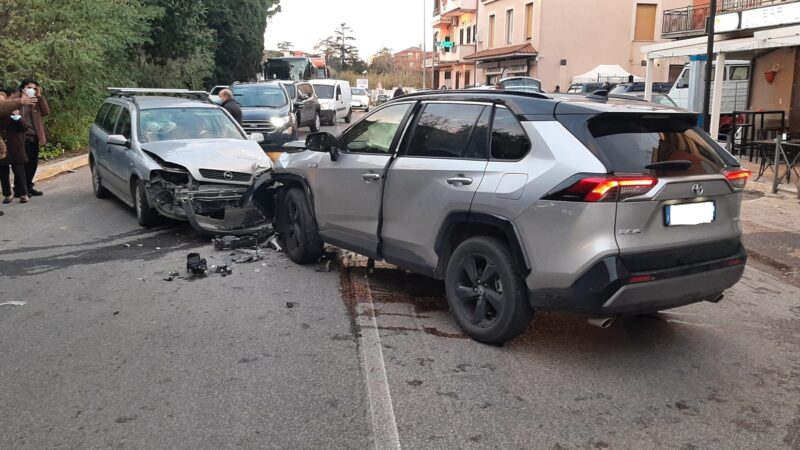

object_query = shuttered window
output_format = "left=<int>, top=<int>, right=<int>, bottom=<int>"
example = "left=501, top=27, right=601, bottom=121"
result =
left=634, top=4, right=657, bottom=41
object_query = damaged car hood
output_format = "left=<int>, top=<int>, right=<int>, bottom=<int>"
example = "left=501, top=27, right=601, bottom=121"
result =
left=142, top=139, right=272, bottom=184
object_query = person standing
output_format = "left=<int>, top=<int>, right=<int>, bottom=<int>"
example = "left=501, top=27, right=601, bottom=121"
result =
left=0, top=102, right=31, bottom=203
left=0, top=91, right=37, bottom=215
left=553, top=85, right=561, bottom=93
left=393, top=86, right=405, bottom=98
left=218, top=89, right=242, bottom=125
left=14, top=79, right=49, bottom=196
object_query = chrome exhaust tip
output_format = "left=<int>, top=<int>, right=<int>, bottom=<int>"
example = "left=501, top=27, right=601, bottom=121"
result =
left=587, top=317, right=614, bottom=329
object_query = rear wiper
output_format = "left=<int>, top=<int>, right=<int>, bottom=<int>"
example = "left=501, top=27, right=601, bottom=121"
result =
left=644, top=160, right=692, bottom=170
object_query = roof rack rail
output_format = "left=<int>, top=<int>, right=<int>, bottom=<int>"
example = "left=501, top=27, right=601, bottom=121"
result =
left=107, top=87, right=209, bottom=102
left=401, top=89, right=551, bottom=100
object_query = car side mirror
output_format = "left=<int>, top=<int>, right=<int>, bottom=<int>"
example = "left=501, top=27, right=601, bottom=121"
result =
left=107, top=134, right=130, bottom=148
left=305, top=132, right=340, bottom=161
left=249, top=133, right=265, bottom=143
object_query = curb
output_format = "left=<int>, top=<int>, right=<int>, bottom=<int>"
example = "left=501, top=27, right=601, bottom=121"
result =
left=34, top=154, right=88, bottom=183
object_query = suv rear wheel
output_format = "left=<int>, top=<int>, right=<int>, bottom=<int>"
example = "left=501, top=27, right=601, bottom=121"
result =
left=91, top=160, right=110, bottom=199
left=344, top=108, right=352, bottom=124
left=281, top=187, right=323, bottom=264
left=445, top=236, right=533, bottom=344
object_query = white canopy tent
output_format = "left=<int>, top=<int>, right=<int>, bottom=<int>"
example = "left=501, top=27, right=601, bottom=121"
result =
left=571, top=64, right=643, bottom=84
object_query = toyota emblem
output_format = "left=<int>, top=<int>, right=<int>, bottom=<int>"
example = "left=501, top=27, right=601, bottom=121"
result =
left=223, top=171, right=234, bottom=180
left=692, top=184, right=704, bottom=196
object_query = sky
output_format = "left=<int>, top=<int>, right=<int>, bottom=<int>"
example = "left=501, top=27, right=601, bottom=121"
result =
left=264, top=0, right=433, bottom=59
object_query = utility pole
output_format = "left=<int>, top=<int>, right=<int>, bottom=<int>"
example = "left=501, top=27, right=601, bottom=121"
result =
left=701, top=0, right=717, bottom=132
left=422, top=0, right=427, bottom=89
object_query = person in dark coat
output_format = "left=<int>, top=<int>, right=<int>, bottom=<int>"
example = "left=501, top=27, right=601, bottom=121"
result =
left=12, top=79, right=49, bottom=196
left=218, top=89, right=242, bottom=125
left=393, top=86, right=405, bottom=98
left=0, top=108, right=31, bottom=203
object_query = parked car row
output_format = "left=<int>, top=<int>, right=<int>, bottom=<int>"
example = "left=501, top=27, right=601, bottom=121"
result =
left=92, top=87, right=749, bottom=345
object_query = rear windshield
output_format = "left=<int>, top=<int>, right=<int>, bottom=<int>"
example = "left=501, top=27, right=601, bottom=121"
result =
left=560, top=114, right=737, bottom=176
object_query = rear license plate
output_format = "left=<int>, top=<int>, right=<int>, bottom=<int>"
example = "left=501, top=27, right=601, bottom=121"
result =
left=665, top=201, right=715, bottom=226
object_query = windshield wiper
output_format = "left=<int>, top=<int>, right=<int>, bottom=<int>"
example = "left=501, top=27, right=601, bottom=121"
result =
left=644, top=160, right=692, bottom=171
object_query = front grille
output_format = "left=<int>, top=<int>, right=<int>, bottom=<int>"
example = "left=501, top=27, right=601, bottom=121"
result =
left=242, top=121, right=276, bottom=134
left=199, top=169, right=252, bottom=182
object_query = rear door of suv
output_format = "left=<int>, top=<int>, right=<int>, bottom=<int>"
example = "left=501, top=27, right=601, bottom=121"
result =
left=557, top=112, right=747, bottom=272
left=380, top=101, right=491, bottom=272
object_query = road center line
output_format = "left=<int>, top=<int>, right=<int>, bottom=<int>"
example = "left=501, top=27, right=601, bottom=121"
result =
left=356, top=277, right=402, bottom=450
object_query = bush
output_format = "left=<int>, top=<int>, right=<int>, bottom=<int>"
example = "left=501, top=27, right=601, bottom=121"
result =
left=39, top=143, right=66, bottom=161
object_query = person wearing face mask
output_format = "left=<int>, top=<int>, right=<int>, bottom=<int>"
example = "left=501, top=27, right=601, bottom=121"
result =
left=11, top=79, right=50, bottom=197
left=0, top=90, right=31, bottom=203
left=0, top=89, right=37, bottom=214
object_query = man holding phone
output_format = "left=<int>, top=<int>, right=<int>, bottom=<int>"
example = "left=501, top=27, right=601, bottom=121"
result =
left=15, top=79, right=50, bottom=196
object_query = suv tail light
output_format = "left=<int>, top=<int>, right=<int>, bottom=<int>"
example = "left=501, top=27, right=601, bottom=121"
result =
left=723, top=169, right=750, bottom=191
left=545, top=176, right=657, bottom=202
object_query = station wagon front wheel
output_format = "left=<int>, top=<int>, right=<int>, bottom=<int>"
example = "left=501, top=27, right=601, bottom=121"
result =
left=445, top=236, right=533, bottom=344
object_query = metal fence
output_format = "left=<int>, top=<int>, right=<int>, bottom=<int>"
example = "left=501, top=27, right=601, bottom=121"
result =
left=662, top=0, right=787, bottom=37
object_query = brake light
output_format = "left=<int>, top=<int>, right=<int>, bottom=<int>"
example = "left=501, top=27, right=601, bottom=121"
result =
left=550, top=176, right=657, bottom=202
left=723, top=169, right=750, bottom=190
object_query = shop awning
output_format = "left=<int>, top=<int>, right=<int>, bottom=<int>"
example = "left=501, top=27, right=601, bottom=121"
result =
left=643, top=25, right=800, bottom=58
left=463, top=42, right=537, bottom=61
left=571, top=64, right=642, bottom=83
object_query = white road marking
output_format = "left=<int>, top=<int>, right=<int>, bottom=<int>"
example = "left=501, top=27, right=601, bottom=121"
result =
left=356, top=277, right=402, bottom=450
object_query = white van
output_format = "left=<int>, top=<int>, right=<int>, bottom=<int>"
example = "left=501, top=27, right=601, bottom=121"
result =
left=669, top=60, right=750, bottom=113
left=309, top=79, right=352, bottom=125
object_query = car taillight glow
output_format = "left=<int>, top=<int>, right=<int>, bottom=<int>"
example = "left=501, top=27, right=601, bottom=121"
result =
left=628, top=275, right=656, bottom=283
left=723, top=169, right=751, bottom=190
left=559, top=176, right=657, bottom=202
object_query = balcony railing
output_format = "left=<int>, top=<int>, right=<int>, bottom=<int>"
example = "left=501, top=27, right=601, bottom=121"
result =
left=662, top=0, right=788, bottom=38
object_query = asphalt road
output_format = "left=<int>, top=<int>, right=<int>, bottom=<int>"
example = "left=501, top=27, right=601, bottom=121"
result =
left=1, top=115, right=800, bottom=449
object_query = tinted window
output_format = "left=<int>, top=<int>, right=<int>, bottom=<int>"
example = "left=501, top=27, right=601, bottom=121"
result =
left=491, top=108, right=530, bottom=160
left=335, top=85, right=342, bottom=98
left=102, top=104, right=122, bottom=133
left=139, top=108, right=244, bottom=143
left=464, top=107, right=490, bottom=159
left=339, top=103, right=412, bottom=154
left=406, top=103, right=485, bottom=158
left=115, top=109, right=132, bottom=139
left=563, top=114, right=730, bottom=176
left=232, top=85, right=287, bottom=107
left=95, top=103, right=111, bottom=126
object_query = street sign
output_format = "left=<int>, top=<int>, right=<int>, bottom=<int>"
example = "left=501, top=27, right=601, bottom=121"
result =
left=356, top=78, right=368, bottom=89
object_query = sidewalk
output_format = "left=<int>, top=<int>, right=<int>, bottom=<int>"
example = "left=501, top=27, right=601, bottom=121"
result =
left=738, top=160, right=800, bottom=287
left=33, top=154, right=88, bottom=183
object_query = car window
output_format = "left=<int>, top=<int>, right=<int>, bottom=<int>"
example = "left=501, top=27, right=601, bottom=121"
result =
left=232, top=85, right=287, bottom=107
left=95, top=103, right=111, bottom=126
left=406, top=103, right=486, bottom=159
left=313, top=84, right=334, bottom=99
left=139, top=108, right=244, bottom=143
left=464, top=106, right=491, bottom=159
left=282, top=84, right=297, bottom=100
left=729, top=66, right=749, bottom=81
left=339, top=103, right=412, bottom=154
left=298, top=84, right=313, bottom=97
left=352, top=88, right=367, bottom=96
left=115, top=108, right=132, bottom=139
left=491, top=108, right=530, bottom=160
left=335, top=85, right=342, bottom=98
left=102, top=104, right=122, bottom=133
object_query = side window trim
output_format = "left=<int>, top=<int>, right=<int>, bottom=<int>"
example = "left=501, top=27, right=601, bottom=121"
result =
left=102, top=103, right=123, bottom=134
left=95, top=103, right=112, bottom=127
left=398, top=101, right=493, bottom=160
left=114, top=107, right=132, bottom=139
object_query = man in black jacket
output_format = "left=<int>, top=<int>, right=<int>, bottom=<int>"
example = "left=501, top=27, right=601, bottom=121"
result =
left=218, top=89, right=242, bottom=125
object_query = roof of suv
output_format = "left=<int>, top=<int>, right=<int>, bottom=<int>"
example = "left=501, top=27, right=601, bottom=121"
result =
left=395, top=90, right=688, bottom=118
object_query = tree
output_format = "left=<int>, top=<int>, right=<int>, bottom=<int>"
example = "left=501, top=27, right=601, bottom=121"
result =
left=316, top=22, right=364, bottom=72
left=277, top=41, right=293, bottom=53
left=369, top=47, right=395, bottom=75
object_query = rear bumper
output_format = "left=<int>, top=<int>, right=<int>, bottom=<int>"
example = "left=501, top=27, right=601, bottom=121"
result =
left=528, top=243, right=747, bottom=316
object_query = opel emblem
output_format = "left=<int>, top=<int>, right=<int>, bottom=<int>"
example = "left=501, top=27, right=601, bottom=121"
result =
left=223, top=171, right=234, bottom=180
left=692, top=184, right=704, bottom=196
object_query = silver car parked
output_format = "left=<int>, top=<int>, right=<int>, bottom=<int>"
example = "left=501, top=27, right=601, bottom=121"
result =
left=89, top=88, right=273, bottom=233
left=254, top=90, right=750, bottom=344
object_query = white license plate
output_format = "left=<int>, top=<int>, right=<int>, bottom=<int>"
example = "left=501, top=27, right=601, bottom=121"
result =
left=665, top=201, right=715, bottom=226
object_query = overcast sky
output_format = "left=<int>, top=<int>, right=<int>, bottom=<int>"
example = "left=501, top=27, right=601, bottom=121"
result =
left=265, top=0, right=432, bottom=58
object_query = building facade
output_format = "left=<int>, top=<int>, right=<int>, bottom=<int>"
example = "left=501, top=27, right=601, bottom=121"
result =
left=429, top=0, right=480, bottom=89
left=458, top=0, right=687, bottom=90
left=392, top=47, right=428, bottom=71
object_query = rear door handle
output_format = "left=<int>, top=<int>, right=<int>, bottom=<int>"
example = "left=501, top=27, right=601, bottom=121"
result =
left=361, top=173, right=381, bottom=182
left=446, top=176, right=473, bottom=186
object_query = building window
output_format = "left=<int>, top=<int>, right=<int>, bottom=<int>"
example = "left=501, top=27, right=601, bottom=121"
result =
left=634, top=3, right=657, bottom=41
left=473, top=25, right=477, bottom=43
left=525, top=3, right=534, bottom=41
left=467, top=26, right=472, bottom=43
left=506, top=10, right=514, bottom=44
left=489, top=15, right=496, bottom=47
left=460, top=28, right=464, bottom=45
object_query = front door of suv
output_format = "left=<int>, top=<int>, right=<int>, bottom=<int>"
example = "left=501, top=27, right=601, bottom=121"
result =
left=381, top=102, right=491, bottom=271
left=312, top=102, right=414, bottom=258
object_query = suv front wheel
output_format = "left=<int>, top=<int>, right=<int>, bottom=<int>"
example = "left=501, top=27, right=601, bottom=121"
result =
left=280, top=187, right=323, bottom=264
left=445, top=236, right=533, bottom=344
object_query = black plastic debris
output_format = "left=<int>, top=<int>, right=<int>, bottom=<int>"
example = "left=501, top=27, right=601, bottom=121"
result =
left=286, top=302, right=298, bottom=309
left=210, top=264, right=233, bottom=276
left=163, top=271, right=179, bottom=282
left=186, top=253, right=208, bottom=274
left=213, top=233, right=272, bottom=250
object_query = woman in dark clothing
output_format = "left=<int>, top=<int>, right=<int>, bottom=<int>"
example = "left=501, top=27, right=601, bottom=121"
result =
left=0, top=93, right=31, bottom=203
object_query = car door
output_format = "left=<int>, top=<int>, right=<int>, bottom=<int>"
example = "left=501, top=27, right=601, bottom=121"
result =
left=334, top=83, right=344, bottom=119
left=298, top=83, right=315, bottom=124
left=311, top=102, right=415, bottom=258
left=380, top=101, right=490, bottom=271
left=96, top=104, right=124, bottom=190
left=106, top=106, right=134, bottom=196
left=90, top=103, right=112, bottom=177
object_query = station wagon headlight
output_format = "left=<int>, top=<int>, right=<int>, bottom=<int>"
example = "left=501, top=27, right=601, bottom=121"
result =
left=270, top=116, right=289, bottom=129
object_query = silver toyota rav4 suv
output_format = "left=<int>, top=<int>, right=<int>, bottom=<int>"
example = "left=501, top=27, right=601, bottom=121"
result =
left=258, top=90, right=750, bottom=344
